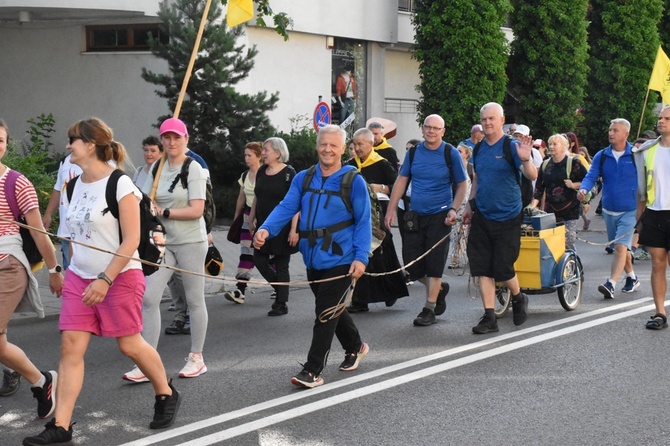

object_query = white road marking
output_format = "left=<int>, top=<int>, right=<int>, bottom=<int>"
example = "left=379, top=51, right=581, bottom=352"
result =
left=119, top=298, right=653, bottom=446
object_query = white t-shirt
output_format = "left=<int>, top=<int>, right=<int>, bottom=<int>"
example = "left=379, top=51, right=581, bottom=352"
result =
left=54, top=155, right=83, bottom=237
left=142, top=160, right=207, bottom=245
left=650, top=144, right=670, bottom=211
left=64, top=173, right=142, bottom=278
left=133, top=164, right=151, bottom=188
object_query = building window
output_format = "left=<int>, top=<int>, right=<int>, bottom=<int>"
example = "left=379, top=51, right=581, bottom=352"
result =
left=398, top=0, right=416, bottom=13
left=86, top=25, right=168, bottom=52
left=332, top=38, right=367, bottom=130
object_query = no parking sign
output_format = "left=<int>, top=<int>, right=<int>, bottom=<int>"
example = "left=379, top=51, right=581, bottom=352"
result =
left=313, top=101, right=331, bottom=132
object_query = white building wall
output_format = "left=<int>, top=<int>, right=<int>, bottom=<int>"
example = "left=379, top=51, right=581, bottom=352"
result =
left=237, top=27, right=333, bottom=133
left=0, top=22, right=169, bottom=167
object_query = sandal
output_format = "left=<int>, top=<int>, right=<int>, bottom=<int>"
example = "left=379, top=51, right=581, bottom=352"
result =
left=645, top=313, right=668, bottom=330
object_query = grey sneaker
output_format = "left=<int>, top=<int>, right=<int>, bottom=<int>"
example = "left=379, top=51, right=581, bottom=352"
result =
left=0, top=368, right=20, bottom=397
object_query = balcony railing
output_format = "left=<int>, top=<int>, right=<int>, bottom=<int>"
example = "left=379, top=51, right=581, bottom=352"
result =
left=398, top=0, right=416, bottom=13
left=384, top=98, right=418, bottom=114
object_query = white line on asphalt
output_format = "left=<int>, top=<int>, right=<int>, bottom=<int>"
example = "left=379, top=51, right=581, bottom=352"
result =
left=119, top=298, right=653, bottom=446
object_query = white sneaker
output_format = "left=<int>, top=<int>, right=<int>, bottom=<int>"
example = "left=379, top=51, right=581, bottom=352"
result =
left=123, top=365, right=150, bottom=383
left=223, top=289, right=245, bottom=304
left=179, top=353, right=208, bottom=378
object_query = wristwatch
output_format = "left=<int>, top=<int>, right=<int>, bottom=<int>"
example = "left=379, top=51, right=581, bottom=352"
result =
left=96, top=272, right=113, bottom=287
left=48, top=265, right=62, bottom=274
left=163, top=208, right=171, bottom=218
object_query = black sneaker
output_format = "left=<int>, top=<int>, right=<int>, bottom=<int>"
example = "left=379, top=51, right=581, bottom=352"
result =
left=181, top=320, right=191, bottom=335
left=472, top=315, right=499, bottom=334
left=0, top=368, right=21, bottom=397
left=512, top=293, right=529, bottom=326
left=435, top=282, right=450, bottom=316
left=413, top=307, right=436, bottom=326
left=31, top=371, right=57, bottom=419
left=150, top=379, right=181, bottom=429
left=23, top=418, right=74, bottom=446
left=339, top=342, right=370, bottom=371
left=291, top=369, right=324, bottom=388
left=347, top=303, right=369, bottom=313
left=164, top=320, right=186, bottom=335
left=268, top=302, right=288, bottom=316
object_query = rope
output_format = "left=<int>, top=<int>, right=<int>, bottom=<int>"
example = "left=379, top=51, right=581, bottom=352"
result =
left=317, top=279, right=356, bottom=323
left=0, top=215, right=452, bottom=287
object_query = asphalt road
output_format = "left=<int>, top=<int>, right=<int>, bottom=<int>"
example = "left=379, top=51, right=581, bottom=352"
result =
left=2, top=215, right=669, bottom=446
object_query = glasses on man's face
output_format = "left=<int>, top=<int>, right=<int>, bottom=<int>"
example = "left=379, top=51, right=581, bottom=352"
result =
left=68, top=136, right=81, bottom=145
left=422, top=125, right=444, bottom=133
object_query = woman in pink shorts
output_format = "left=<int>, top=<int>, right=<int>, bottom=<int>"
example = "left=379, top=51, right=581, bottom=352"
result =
left=24, top=118, right=180, bottom=446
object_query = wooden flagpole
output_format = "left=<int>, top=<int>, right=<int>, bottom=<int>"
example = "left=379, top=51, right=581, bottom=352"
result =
left=151, top=0, right=214, bottom=201
left=636, top=89, right=651, bottom=140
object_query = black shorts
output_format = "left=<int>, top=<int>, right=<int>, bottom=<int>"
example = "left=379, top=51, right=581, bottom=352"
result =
left=467, top=211, right=522, bottom=282
left=401, top=209, right=451, bottom=279
left=638, top=209, right=670, bottom=250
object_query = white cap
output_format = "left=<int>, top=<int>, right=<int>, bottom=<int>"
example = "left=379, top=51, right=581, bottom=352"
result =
left=514, top=124, right=530, bottom=136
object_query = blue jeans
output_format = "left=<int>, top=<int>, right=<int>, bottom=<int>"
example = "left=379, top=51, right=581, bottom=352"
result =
left=61, top=239, right=72, bottom=270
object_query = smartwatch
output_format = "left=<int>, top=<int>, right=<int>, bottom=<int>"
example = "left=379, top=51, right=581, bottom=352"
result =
left=48, top=265, right=63, bottom=274
left=163, top=208, right=171, bottom=219
left=96, top=272, right=113, bottom=287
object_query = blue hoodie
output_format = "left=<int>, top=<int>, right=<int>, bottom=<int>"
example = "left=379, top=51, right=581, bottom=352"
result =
left=259, top=164, right=371, bottom=270
left=581, top=142, right=637, bottom=212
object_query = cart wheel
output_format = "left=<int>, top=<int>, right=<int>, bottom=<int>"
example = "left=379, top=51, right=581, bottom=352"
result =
left=494, top=286, right=511, bottom=318
left=557, top=254, right=582, bottom=311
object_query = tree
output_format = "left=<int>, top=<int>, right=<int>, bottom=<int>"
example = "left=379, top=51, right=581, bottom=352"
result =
left=582, top=0, right=663, bottom=151
left=659, top=6, right=670, bottom=54
left=219, top=0, right=292, bottom=40
left=507, top=0, right=589, bottom=138
left=143, top=0, right=278, bottom=215
left=412, top=0, right=511, bottom=140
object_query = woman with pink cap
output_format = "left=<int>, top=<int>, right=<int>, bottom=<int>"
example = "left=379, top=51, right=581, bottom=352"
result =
left=123, top=117, right=209, bottom=382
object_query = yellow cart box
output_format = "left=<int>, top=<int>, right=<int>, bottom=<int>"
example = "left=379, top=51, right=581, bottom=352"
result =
left=515, top=225, right=566, bottom=289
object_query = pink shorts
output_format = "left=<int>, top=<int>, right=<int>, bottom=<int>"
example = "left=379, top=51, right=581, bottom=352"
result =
left=59, top=269, right=145, bottom=337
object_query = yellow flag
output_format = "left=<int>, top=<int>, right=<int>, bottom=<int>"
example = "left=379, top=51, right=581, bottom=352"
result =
left=227, top=0, right=254, bottom=28
left=648, top=46, right=670, bottom=104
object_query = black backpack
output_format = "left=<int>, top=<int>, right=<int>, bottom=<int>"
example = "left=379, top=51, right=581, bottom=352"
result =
left=298, top=165, right=385, bottom=256
left=4, top=169, right=43, bottom=268
left=473, top=135, right=534, bottom=208
left=152, top=156, right=216, bottom=233
left=67, top=169, right=166, bottom=276
left=405, top=141, right=457, bottom=199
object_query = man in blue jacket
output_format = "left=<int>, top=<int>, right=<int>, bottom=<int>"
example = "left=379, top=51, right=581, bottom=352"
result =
left=253, top=125, right=371, bottom=388
left=579, top=118, right=639, bottom=299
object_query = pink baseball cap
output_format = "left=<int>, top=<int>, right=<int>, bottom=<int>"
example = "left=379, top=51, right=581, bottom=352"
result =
left=159, top=117, right=188, bottom=137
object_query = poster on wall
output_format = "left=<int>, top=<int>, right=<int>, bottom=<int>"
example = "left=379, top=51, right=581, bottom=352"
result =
left=331, top=38, right=366, bottom=131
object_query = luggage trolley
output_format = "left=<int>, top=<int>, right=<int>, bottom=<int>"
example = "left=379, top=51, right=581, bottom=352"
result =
left=494, top=214, right=584, bottom=318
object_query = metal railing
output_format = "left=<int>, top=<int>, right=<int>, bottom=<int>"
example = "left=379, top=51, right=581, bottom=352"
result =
left=398, top=0, right=416, bottom=13
left=384, top=98, right=418, bottom=114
